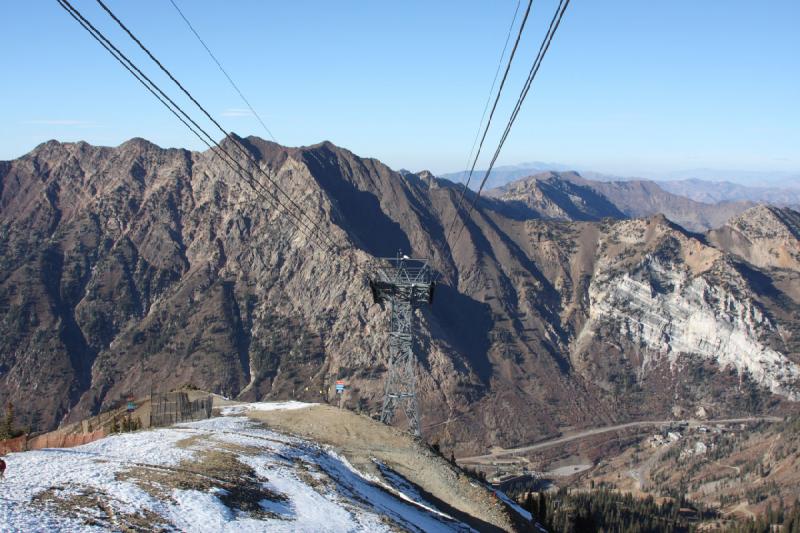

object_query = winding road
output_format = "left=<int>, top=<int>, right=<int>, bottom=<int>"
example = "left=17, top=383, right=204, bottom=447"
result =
left=458, top=416, right=782, bottom=464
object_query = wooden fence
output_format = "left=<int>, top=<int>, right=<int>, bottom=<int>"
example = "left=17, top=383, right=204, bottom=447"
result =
left=150, top=392, right=213, bottom=427
left=1, top=391, right=214, bottom=454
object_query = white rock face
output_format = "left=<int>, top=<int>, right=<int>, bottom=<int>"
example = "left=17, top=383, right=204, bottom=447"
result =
left=578, top=255, right=800, bottom=400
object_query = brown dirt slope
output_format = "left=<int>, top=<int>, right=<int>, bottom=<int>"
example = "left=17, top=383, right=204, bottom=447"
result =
left=245, top=404, right=527, bottom=532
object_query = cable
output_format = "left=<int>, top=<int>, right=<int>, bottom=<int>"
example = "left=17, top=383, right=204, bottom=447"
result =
left=55, top=1, right=205, bottom=150
left=477, top=0, right=571, bottom=198
left=443, top=0, right=534, bottom=247
left=94, top=0, right=342, bottom=254
left=167, top=0, right=277, bottom=143
left=450, top=0, right=570, bottom=249
left=57, top=0, right=327, bottom=255
left=458, top=0, right=522, bottom=190
left=57, top=0, right=337, bottom=256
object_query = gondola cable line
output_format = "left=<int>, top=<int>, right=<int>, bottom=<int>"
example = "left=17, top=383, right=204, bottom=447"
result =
left=455, top=0, right=522, bottom=201
left=442, top=0, right=534, bottom=250
left=449, top=0, right=571, bottom=251
left=167, top=0, right=277, bottom=143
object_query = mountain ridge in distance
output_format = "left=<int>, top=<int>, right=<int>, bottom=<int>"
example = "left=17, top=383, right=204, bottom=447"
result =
left=440, top=162, right=800, bottom=210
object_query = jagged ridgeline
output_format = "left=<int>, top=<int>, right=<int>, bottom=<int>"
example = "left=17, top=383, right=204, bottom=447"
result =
left=1, top=136, right=799, bottom=453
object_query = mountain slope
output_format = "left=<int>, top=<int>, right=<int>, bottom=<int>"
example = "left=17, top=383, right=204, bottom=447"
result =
left=1, top=402, right=524, bottom=532
left=708, top=205, right=800, bottom=271
left=1, top=138, right=798, bottom=457
left=582, top=178, right=755, bottom=232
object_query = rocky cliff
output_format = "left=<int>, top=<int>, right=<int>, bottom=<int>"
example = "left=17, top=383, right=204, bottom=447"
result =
left=1, top=138, right=798, bottom=454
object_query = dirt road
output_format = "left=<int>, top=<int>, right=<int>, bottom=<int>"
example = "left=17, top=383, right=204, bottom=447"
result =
left=458, top=416, right=782, bottom=464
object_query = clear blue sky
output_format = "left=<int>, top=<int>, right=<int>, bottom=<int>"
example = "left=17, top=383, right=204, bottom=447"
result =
left=1, top=1, right=798, bottom=178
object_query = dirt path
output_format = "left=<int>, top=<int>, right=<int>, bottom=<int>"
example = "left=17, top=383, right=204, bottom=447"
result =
left=726, top=501, right=756, bottom=520
left=458, top=416, right=782, bottom=464
left=631, top=441, right=673, bottom=491
left=714, top=461, right=741, bottom=475
left=244, top=405, right=525, bottom=532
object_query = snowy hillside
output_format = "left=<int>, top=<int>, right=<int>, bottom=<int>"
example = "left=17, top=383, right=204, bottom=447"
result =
left=0, top=403, right=483, bottom=532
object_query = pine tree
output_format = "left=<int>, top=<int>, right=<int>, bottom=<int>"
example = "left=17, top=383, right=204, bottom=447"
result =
left=524, top=492, right=534, bottom=514
left=538, top=494, right=547, bottom=526
left=0, top=402, right=14, bottom=440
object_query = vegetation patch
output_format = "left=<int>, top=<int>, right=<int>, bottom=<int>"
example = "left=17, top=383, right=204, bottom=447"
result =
left=288, top=455, right=336, bottom=495
left=173, top=433, right=206, bottom=450
left=32, top=484, right=173, bottom=532
left=116, top=447, right=291, bottom=520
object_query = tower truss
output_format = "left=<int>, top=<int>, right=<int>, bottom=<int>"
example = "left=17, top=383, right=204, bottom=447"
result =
left=369, top=255, right=435, bottom=437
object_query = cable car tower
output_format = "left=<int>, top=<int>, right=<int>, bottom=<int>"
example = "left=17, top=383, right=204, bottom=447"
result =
left=369, top=253, right=435, bottom=437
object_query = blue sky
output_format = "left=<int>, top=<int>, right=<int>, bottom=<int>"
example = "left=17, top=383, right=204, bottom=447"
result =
left=1, top=1, right=798, bottom=179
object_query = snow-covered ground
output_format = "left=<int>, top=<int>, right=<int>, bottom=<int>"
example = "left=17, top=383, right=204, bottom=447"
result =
left=0, top=403, right=476, bottom=532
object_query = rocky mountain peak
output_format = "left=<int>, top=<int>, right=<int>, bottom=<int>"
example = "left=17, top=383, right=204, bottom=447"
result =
left=118, top=137, right=164, bottom=152
left=707, top=205, right=800, bottom=271
left=727, top=205, right=800, bottom=242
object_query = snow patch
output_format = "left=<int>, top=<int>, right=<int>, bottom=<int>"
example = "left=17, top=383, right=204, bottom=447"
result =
left=220, top=401, right=317, bottom=415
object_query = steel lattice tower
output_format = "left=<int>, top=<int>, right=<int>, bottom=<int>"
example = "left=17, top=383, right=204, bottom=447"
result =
left=369, top=255, right=435, bottom=437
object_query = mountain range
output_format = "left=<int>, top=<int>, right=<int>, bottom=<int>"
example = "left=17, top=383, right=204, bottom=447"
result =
left=657, top=178, right=800, bottom=205
left=1, top=137, right=799, bottom=456
left=442, top=164, right=800, bottom=213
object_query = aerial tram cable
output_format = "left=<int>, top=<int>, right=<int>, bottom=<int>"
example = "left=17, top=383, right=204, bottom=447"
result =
left=450, top=0, right=571, bottom=249
left=93, top=0, right=343, bottom=254
left=443, top=0, right=534, bottom=247
left=56, top=0, right=338, bottom=257
left=457, top=0, right=522, bottom=194
left=473, top=0, right=571, bottom=202
left=167, top=0, right=277, bottom=143
left=55, top=2, right=206, bottom=155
